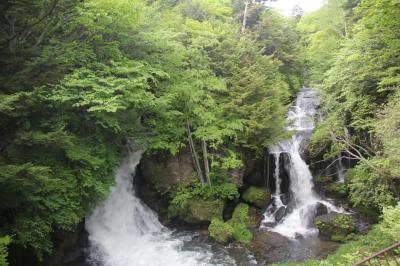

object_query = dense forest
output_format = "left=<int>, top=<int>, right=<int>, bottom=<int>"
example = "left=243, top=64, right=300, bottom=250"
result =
left=0, top=0, right=398, bottom=265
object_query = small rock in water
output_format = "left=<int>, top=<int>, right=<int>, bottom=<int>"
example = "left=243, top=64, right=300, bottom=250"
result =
left=315, top=202, right=329, bottom=216
left=294, top=233, right=303, bottom=240
left=274, top=206, right=286, bottom=222
left=280, top=193, right=291, bottom=205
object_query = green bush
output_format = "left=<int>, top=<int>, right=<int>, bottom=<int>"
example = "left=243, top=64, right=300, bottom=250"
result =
left=347, top=160, right=396, bottom=216
left=208, top=218, right=233, bottom=244
left=0, top=236, right=11, bottom=266
left=315, top=214, right=357, bottom=242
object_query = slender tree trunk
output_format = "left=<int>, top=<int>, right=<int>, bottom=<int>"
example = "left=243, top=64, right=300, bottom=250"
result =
left=201, top=139, right=211, bottom=187
left=187, top=120, right=204, bottom=184
left=241, top=0, right=249, bottom=34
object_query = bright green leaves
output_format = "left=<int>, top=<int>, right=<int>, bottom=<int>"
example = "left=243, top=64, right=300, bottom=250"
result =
left=0, top=236, right=11, bottom=266
left=301, top=0, right=400, bottom=219
left=0, top=163, right=82, bottom=258
left=0, top=0, right=299, bottom=262
left=53, top=61, right=163, bottom=114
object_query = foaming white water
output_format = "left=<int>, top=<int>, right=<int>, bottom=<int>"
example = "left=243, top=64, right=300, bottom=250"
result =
left=85, top=151, right=221, bottom=266
left=262, top=88, right=343, bottom=238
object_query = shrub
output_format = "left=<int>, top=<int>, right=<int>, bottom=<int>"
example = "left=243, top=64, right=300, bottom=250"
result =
left=315, top=214, right=357, bottom=241
left=0, top=236, right=11, bottom=266
left=208, top=218, right=233, bottom=244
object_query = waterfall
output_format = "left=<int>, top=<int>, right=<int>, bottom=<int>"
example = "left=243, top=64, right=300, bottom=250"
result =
left=336, top=156, right=345, bottom=183
left=261, top=88, right=342, bottom=238
left=85, top=151, right=222, bottom=266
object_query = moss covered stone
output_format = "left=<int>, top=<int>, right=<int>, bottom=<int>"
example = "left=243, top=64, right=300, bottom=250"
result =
left=231, top=223, right=253, bottom=244
left=208, top=203, right=256, bottom=245
left=242, top=186, right=271, bottom=209
left=179, top=198, right=224, bottom=224
left=315, top=213, right=357, bottom=242
left=227, top=203, right=254, bottom=244
left=208, top=218, right=233, bottom=244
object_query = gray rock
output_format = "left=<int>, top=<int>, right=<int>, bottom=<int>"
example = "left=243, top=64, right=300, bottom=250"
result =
left=315, top=202, right=329, bottom=216
left=274, top=206, right=286, bottom=222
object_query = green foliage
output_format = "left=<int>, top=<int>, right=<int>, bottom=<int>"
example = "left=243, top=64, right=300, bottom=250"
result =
left=168, top=181, right=239, bottom=218
left=0, top=236, right=11, bottom=266
left=315, top=214, right=357, bottom=242
left=208, top=218, right=233, bottom=244
left=347, top=160, right=396, bottom=214
left=231, top=222, right=253, bottom=244
left=300, top=0, right=400, bottom=220
left=0, top=0, right=302, bottom=260
left=208, top=203, right=254, bottom=245
left=227, top=203, right=253, bottom=244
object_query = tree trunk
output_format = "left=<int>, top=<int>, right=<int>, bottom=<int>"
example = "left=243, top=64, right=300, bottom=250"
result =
left=187, top=121, right=204, bottom=184
left=241, top=0, right=249, bottom=34
left=201, top=139, right=211, bottom=187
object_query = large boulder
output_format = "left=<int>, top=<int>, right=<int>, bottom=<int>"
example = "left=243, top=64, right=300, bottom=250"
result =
left=250, top=230, right=290, bottom=263
left=179, top=198, right=225, bottom=224
left=140, top=149, right=194, bottom=194
left=242, top=186, right=271, bottom=209
left=315, top=202, right=329, bottom=216
left=315, top=213, right=357, bottom=242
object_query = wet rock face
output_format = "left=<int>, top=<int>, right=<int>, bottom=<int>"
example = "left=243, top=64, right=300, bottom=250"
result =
left=274, top=206, right=286, bottom=222
left=280, top=193, right=291, bottom=205
left=243, top=159, right=265, bottom=186
left=249, top=230, right=341, bottom=264
left=315, top=213, right=357, bottom=242
left=139, top=149, right=194, bottom=195
left=315, top=202, right=329, bottom=216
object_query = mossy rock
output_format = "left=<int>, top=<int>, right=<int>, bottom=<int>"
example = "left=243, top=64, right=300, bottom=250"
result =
left=242, top=186, right=271, bottom=209
left=227, top=203, right=254, bottom=244
left=179, top=198, right=224, bottom=224
left=230, top=203, right=261, bottom=229
left=231, top=222, right=253, bottom=244
left=315, top=213, right=357, bottom=242
left=231, top=203, right=251, bottom=224
left=208, top=218, right=233, bottom=244
left=208, top=203, right=255, bottom=245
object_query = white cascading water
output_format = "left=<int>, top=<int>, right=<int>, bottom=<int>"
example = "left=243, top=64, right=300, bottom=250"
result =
left=336, top=156, right=346, bottom=183
left=262, top=88, right=342, bottom=238
left=85, top=151, right=223, bottom=266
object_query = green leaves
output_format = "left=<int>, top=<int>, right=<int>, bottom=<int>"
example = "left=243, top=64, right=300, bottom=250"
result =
left=0, top=0, right=298, bottom=261
left=52, top=61, right=163, bottom=114
left=0, top=236, right=11, bottom=266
